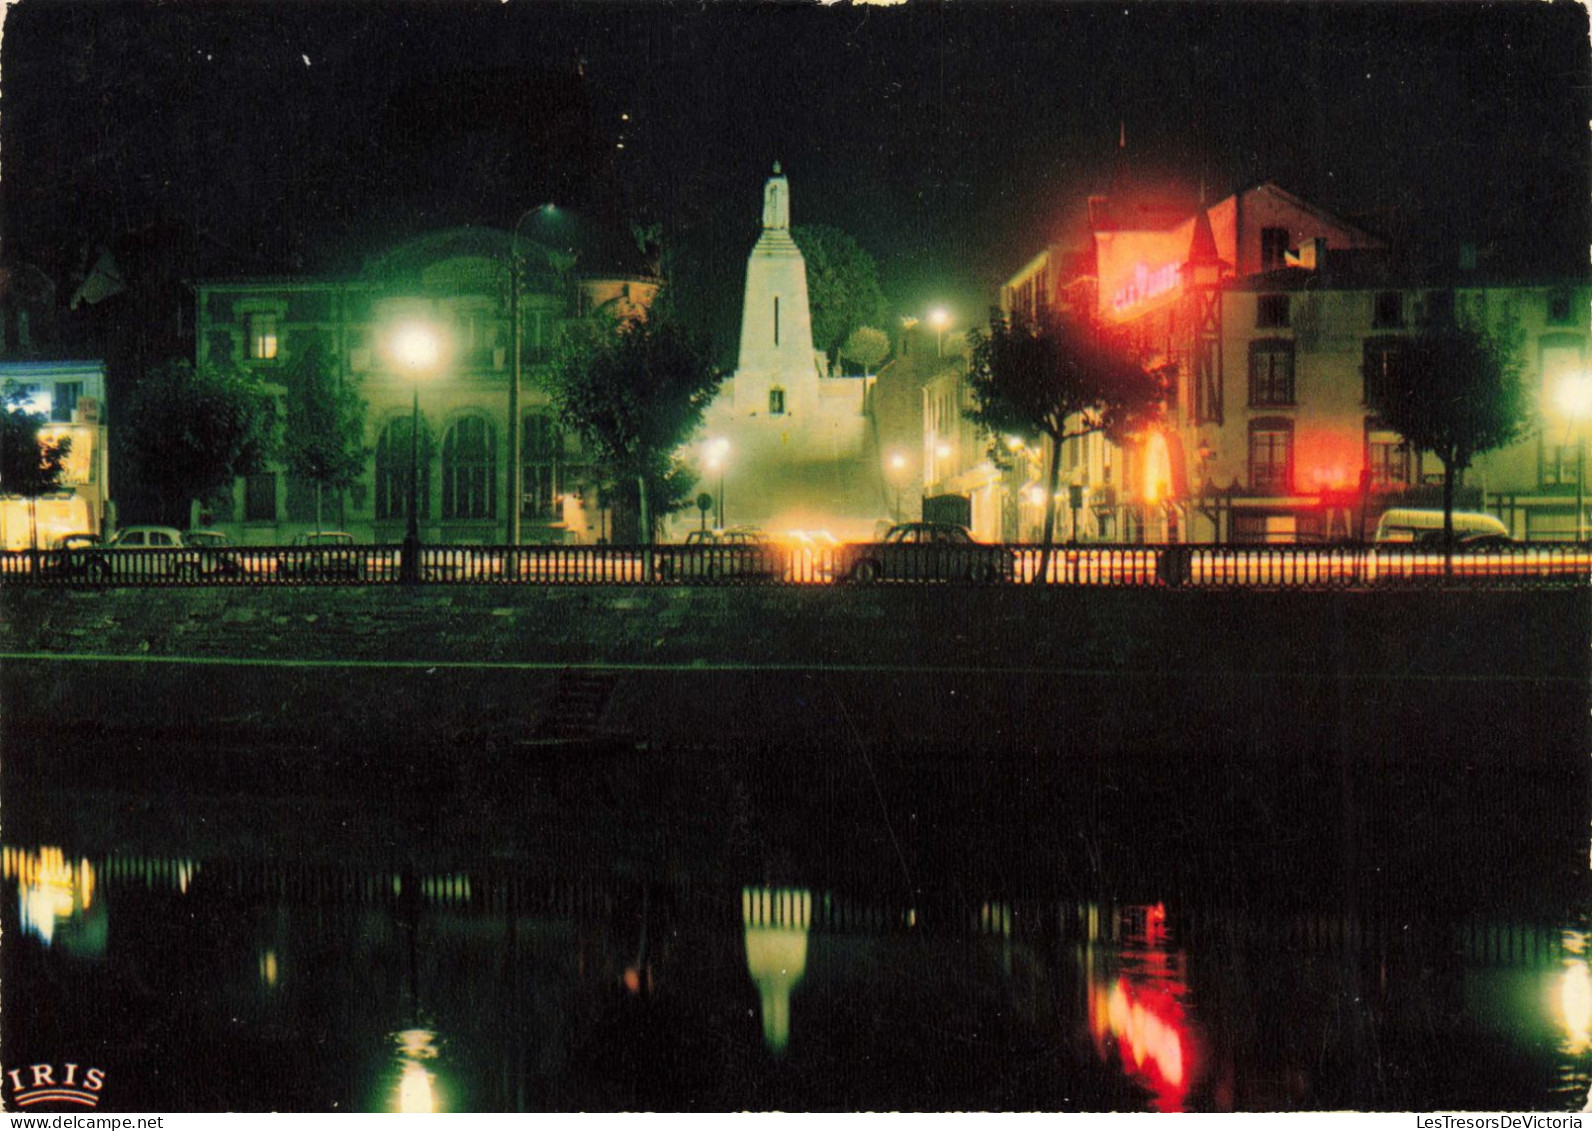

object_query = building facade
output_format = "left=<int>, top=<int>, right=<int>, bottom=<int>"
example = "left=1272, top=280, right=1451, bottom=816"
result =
left=932, top=181, right=1590, bottom=543
left=0, top=359, right=111, bottom=548
left=195, top=226, right=658, bottom=545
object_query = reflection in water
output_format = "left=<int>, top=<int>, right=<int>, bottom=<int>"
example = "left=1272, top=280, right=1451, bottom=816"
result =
left=259, top=949, right=280, bottom=989
left=1085, top=903, right=1200, bottom=1112
left=1557, top=930, right=1592, bottom=1110
left=391, top=1030, right=442, bottom=1114
left=4, top=841, right=1588, bottom=1111
left=5, top=846, right=103, bottom=954
left=743, top=887, right=812, bottom=1058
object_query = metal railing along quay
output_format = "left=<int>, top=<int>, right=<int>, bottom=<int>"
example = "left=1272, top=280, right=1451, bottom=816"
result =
left=2, top=541, right=1588, bottom=589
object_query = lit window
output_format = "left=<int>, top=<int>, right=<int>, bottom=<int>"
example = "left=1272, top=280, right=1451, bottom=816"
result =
left=1248, top=340, right=1295, bottom=407
left=1248, top=418, right=1294, bottom=494
left=769, top=387, right=786, bottom=416
left=1543, top=439, right=1583, bottom=489
left=1366, top=420, right=1409, bottom=488
left=247, top=314, right=279, bottom=361
left=521, top=414, right=570, bottom=520
left=1256, top=294, right=1290, bottom=329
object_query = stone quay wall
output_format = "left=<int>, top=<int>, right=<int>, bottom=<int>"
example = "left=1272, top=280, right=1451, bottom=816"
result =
left=2, top=584, right=1584, bottom=770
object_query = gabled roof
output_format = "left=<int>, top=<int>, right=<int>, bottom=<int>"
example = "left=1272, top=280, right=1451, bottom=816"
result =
left=1239, top=182, right=1387, bottom=248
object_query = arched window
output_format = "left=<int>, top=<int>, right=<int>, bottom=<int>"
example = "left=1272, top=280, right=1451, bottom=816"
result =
left=522, top=414, right=563, bottom=520
left=769, top=387, right=786, bottom=416
left=375, top=416, right=430, bottom=521
left=443, top=415, right=496, bottom=520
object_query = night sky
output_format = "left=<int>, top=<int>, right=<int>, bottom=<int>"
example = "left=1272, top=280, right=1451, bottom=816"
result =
left=3, top=0, right=1588, bottom=360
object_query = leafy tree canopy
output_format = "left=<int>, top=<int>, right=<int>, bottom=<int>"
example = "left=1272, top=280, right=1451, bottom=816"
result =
left=281, top=344, right=367, bottom=496
left=0, top=383, right=71, bottom=500
left=1364, top=313, right=1530, bottom=542
left=840, top=325, right=890, bottom=374
left=122, top=358, right=279, bottom=525
left=546, top=310, right=723, bottom=540
left=966, top=307, right=1171, bottom=575
left=966, top=308, right=1168, bottom=451
left=791, top=225, right=888, bottom=366
left=1366, top=317, right=1530, bottom=476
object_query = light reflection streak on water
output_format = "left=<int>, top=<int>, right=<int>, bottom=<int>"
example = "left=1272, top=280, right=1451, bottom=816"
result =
left=5, top=846, right=95, bottom=948
left=742, top=886, right=812, bottom=1058
left=5, top=843, right=1588, bottom=1112
left=391, top=1029, right=442, bottom=1113
left=1556, top=928, right=1592, bottom=1109
left=1083, top=902, right=1200, bottom=1112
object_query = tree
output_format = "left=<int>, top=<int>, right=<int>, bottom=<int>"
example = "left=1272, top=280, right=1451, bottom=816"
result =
left=281, top=344, right=366, bottom=532
left=122, top=359, right=278, bottom=527
left=966, top=308, right=1170, bottom=581
left=1364, top=315, right=1530, bottom=546
left=840, top=326, right=890, bottom=375
left=0, top=384, right=72, bottom=555
left=546, top=311, right=723, bottom=543
left=791, top=225, right=888, bottom=370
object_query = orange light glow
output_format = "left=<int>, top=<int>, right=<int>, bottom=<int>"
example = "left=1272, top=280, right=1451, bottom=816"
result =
left=1092, top=975, right=1195, bottom=1110
left=1143, top=433, right=1172, bottom=504
left=1561, top=963, right=1592, bottom=1053
left=1085, top=904, right=1200, bottom=1112
left=1096, top=226, right=1196, bottom=320
left=6, top=846, right=96, bottom=948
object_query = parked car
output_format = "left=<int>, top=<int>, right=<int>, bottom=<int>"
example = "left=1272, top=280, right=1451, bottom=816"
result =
left=277, top=531, right=365, bottom=580
left=71, top=526, right=241, bottom=582
left=54, top=532, right=101, bottom=552
left=1373, top=509, right=1511, bottom=544
left=184, top=529, right=231, bottom=548
left=657, top=528, right=786, bottom=580
left=837, top=522, right=1015, bottom=583
left=28, top=532, right=101, bottom=578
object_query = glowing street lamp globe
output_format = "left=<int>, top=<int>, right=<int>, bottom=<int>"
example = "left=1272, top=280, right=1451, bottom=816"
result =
left=391, top=322, right=442, bottom=372
left=387, top=320, right=445, bottom=583
left=1556, top=374, right=1592, bottom=421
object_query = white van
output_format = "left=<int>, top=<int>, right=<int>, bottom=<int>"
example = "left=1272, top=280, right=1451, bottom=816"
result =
left=1373, top=508, right=1510, bottom=544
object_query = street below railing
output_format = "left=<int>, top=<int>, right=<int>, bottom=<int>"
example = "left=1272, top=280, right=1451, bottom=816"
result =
left=2, top=541, right=1588, bottom=589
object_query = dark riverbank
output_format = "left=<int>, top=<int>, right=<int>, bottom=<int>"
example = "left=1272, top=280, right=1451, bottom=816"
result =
left=3, top=585, right=1585, bottom=905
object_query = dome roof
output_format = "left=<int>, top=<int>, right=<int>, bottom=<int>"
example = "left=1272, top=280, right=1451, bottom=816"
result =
left=359, top=217, right=658, bottom=287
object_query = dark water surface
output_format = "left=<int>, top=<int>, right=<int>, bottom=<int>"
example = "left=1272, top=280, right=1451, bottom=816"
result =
left=4, top=754, right=1588, bottom=1113
left=3, top=613, right=1588, bottom=1112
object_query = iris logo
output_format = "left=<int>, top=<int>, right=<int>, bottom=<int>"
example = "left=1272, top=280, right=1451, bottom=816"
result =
left=5, top=1063, right=106, bottom=1108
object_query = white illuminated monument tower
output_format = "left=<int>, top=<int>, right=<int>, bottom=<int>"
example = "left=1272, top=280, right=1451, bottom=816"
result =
left=697, top=163, right=879, bottom=539
left=730, top=163, right=823, bottom=422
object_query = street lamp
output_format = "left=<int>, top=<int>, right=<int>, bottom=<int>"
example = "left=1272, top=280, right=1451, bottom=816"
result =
left=930, top=308, right=949, bottom=359
left=889, top=452, right=906, bottom=523
left=707, top=437, right=730, bottom=528
left=1555, top=374, right=1592, bottom=541
left=1005, top=436, right=1025, bottom=541
left=508, top=203, right=558, bottom=546
left=391, top=321, right=442, bottom=584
